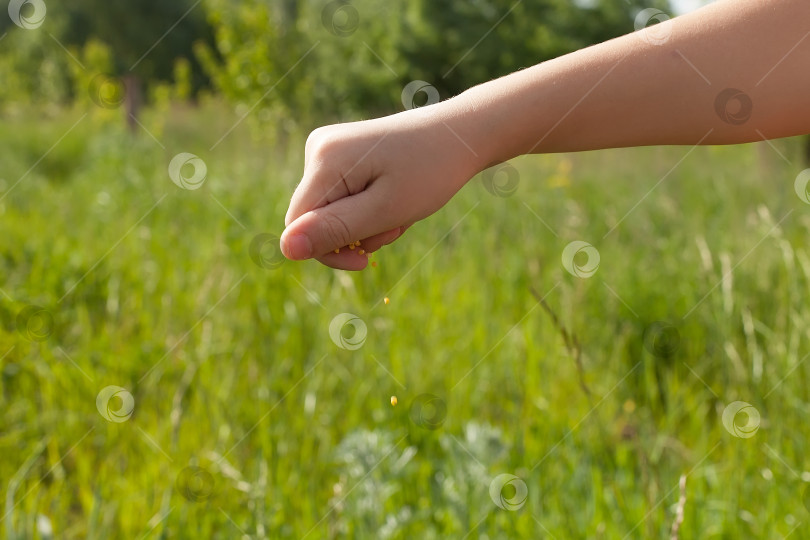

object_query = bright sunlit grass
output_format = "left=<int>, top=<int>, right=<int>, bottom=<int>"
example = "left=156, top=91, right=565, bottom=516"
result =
left=1, top=104, right=808, bottom=538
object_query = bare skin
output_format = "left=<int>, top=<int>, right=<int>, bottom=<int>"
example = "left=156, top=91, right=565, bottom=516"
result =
left=282, top=0, right=810, bottom=270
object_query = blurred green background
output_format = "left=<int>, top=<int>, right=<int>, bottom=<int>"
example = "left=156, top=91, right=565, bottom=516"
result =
left=3, top=0, right=810, bottom=538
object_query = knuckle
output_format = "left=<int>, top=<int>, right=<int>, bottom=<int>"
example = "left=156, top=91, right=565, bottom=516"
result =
left=305, top=126, right=326, bottom=149
left=305, top=126, right=341, bottom=159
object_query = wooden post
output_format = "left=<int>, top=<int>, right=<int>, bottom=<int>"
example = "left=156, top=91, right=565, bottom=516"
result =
left=123, top=74, right=142, bottom=132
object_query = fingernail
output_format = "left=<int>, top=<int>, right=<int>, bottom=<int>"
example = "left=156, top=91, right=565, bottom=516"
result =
left=283, top=233, right=312, bottom=260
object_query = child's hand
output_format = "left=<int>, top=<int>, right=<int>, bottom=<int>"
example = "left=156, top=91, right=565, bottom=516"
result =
left=281, top=105, right=486, bottom=270
left=281, top=0, right=810, bottom=272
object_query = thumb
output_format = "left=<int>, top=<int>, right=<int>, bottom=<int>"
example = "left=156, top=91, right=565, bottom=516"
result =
left=280, top=189, right=397, bottom=260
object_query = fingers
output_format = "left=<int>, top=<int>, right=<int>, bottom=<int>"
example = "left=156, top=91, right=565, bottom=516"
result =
left=285, top=126, right=380, bottom=228
left=314, top=251, right=369, bottom=271
left=311, top=227, right=403, bottom=270
left=282, top=124, right=414, bottom=270
left=280, top=187, right=402, bottom=260
left=284, top=166, right=351, bottom=228
left=357, top=227, right=403, bottom=252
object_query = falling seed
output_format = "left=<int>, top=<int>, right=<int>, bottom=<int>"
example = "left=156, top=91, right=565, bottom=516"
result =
left=349, top=244, right=355, bottom=250
left=391, top=396, right=397, bottom=406
left=358, top=249, right=365, bottom=255
left=384, top=297, right=390, bottom=305
left=371, top=261, right=377, bottom=267
left=334, top=248, right=340, bottom=254
left=355, top=240, right=361, bottom=246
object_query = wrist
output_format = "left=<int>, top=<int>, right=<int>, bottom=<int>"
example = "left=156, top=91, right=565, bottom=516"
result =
left=439, top=69, right=551, bottom=170
left=388, top=98, right=495, bottom=185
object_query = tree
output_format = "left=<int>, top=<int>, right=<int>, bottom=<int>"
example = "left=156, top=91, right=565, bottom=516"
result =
left=197, top=0, right=407, bottom=135
left=200, top=0, right=671, bottom=129
left=60, top=0, right=214, bottom=126
left=400, top=0, right=671, bottom=98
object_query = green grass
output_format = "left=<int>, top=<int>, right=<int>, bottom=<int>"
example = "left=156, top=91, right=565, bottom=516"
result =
left=2, top=104, right=810, bottom=539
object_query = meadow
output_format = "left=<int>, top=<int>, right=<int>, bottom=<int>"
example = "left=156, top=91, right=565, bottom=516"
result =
left=2, top=103, right=810, bottom=539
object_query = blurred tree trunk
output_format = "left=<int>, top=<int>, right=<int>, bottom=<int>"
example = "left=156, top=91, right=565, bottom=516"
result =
left=123, top=74, right=142, bottom=132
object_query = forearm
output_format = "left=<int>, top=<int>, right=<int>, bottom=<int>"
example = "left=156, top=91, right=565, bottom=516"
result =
left=442, top=0, right=810, bottom=165
left=282, top=0, right=810, bottom=268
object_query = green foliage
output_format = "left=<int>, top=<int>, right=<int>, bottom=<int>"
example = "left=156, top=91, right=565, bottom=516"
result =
left=0, top=0, right=672, bottom=123
left=404, top=0, right=669, bottom=96
left=59, top=0, right=214, bottom=90
left=173, top=58, right=194, bottom=101
left=0, top=22, right=74, bottom=110
left=0, top=0, right=214, bottom=112
left=1, top=106, right=808, bottom=538
left=197, top=0, right=408, bottom=130
left=199, top=0, right=671, bottom=127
